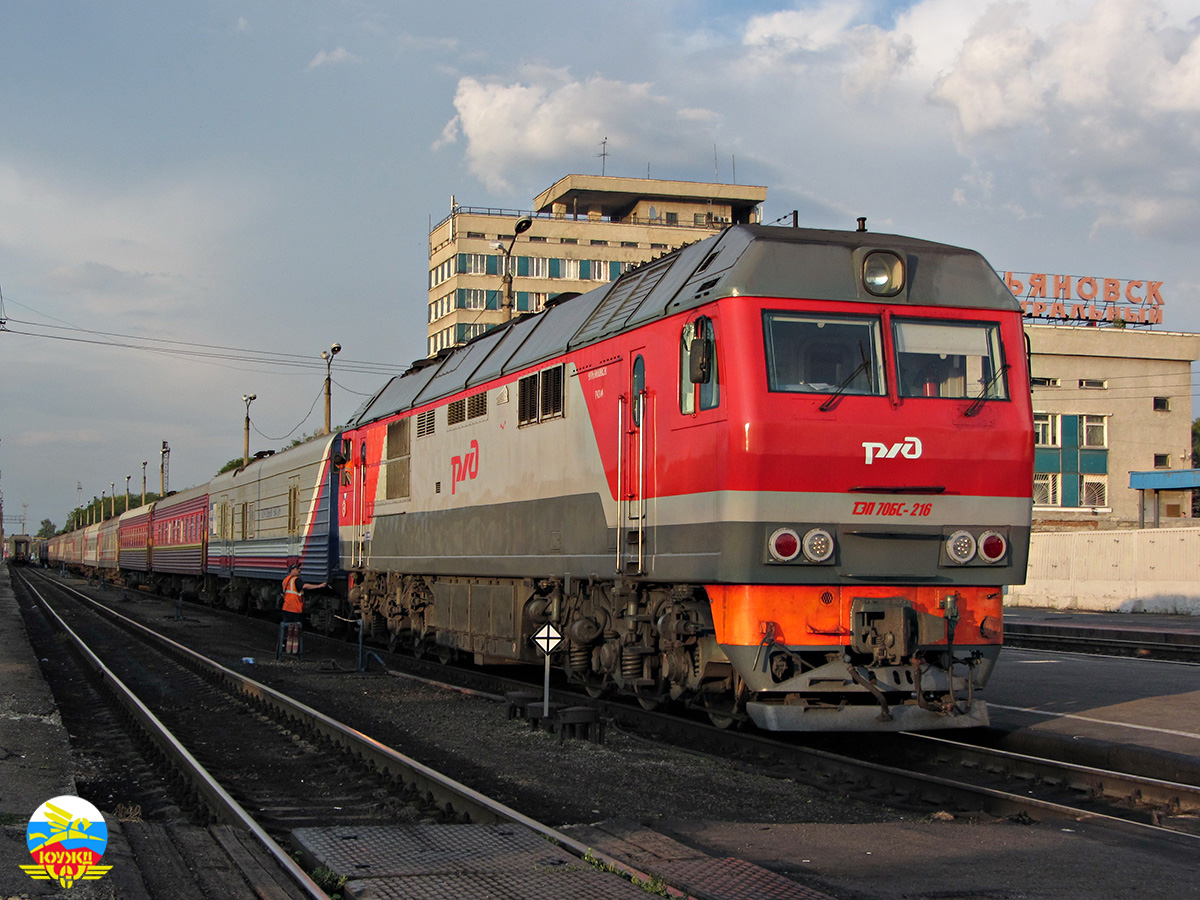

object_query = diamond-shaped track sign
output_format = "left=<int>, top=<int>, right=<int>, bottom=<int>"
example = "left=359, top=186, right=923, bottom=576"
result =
left=531, top=623, right=563, bottom=656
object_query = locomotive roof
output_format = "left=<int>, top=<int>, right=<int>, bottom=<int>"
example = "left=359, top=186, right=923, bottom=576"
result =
left=351, top=224, right=1016, bottom=426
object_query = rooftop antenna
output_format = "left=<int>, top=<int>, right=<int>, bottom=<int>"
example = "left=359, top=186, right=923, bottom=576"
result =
left=597, top=137, right=609, bottom=176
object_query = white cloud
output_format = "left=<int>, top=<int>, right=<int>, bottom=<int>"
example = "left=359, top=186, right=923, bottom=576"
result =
left=743, top=2, right=865, bottom=56
left=307, top=47, right=360, bottom=69
left=442, top=67, right=719, bottom=192
left=929, top=0, right=1200, bottom=237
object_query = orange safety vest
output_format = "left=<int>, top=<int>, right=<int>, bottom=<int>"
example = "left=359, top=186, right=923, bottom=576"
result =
left=282, top=573, right=304, bottom=613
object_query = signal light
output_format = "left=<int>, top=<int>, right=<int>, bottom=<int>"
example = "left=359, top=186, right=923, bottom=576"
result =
left=768, top=528, right=801, bottom=562
left=978, top=531, right=1008, bottom=563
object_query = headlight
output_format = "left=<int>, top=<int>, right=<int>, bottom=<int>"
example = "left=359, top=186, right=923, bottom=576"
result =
left=862, top=250, right=904, bottom=297
left=945, top=530, right=977, bottom=564
left=802, top=528, right=835, bottom=563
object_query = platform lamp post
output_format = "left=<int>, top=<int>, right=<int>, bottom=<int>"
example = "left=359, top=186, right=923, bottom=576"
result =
left=490, top=216, right=533, bottom=323
left=99, top=492, right=105, bottom=523
left=321, top=343, right=341, bottom=435
left=125, top=475, right=130, bottom=513
left=141, top=461, right=147, bottom=506
left=242, top=394, right=256, bottom=469
left=109, top=483, right=115, bottom=518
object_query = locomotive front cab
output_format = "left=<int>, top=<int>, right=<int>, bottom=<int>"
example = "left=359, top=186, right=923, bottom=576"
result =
left=699, top=231, right=1032, bottom=731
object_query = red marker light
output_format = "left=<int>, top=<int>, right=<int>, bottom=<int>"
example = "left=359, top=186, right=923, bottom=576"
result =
left=769, top=528, right=801, bottom=562
left=978, top=531, right=1007, bottom=563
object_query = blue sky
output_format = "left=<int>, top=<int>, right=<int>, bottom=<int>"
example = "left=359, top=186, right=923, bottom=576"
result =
left=2, top=0, right=1199, bottom=531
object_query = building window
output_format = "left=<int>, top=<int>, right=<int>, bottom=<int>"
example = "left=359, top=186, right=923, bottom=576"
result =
left=1153, top=397, right=1171, bottom=411
left=621, top=241, right=638, bottom=248
left=590, top=260, right=608, bottom=282
left=1081, top=415, right=1107, bottom=448
left=560, top=237, right=578, bottom=244
left=1079, top=378, right=1107, bottom=389
left=1033, top=473, right=1060, bottom=506
left=528, top=235, right=548, bottom=242
left=559, top=258, right=580, bottom=280
left=460, top=289, right=488, bottom=310
left=590, top=239, right=608, bottom=246
left=1153, top=453, right=1171, bottom=469
left=665, top=212, right=678, bottom=225
left=1031, top=377, right=1060, bottom=387
left=1034, top=413, right=1060, bottom=447
left=460, top=253, right=488, bottom=275
left=1081, top=474, right=1107, bottom=507
left=466, top=231, right=484, bottom=239
left=528, top=256, right=549, bottom=278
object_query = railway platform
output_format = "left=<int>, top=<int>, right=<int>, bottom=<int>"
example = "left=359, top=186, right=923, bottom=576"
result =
left=1004, top=606, right=1200, bottom=652
left=991, top=605, right=1200, bottom=785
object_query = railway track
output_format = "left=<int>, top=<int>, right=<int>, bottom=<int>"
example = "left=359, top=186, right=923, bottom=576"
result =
left=12, top=568, right=726, bottom=900
left=23, top=568, right=1200, bottom=866
left=1003, top=624, right=1200, bottom=662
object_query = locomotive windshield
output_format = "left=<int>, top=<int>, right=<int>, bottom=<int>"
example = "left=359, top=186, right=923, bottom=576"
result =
left=763, top=312, right=885, bottom=395
left=893, top=319, right=1008, bottom=400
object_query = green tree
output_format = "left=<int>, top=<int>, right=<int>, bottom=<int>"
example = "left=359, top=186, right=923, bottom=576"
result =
left=37, top=519, right=56, bottom=538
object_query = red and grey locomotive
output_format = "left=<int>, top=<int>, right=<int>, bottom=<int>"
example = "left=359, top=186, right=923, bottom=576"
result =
left=338, top=223, right=1033, bottom=730
left=49, top=222, right=1033, bottom=731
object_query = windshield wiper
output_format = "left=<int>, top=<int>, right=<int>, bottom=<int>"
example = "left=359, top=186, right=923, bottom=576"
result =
left=819, top=342, right=873, bottom=412
left=964, top=363, right=1011, bottom=417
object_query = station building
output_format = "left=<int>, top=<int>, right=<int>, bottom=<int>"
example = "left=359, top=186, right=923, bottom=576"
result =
left=427, top=175, right=1198, bottom=531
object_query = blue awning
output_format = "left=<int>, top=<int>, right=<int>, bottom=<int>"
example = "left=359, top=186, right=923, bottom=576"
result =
left=1129, top=470, right=1200, bottom=490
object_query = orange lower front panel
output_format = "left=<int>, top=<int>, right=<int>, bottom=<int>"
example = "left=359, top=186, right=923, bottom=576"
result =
left=705, top=584, right=1004, bottom=648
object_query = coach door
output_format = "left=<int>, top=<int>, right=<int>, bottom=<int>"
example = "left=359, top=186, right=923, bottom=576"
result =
left=618, top=350, right=653, bottom=575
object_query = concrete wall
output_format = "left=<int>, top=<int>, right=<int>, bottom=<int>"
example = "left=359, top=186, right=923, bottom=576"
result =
left=1006, top=527, right=1200, bottom=615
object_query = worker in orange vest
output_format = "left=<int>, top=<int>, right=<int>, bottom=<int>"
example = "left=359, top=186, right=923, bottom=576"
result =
left=281, top=563, right=326, bottom=623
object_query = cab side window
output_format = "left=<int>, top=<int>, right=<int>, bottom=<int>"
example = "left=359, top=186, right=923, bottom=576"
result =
left=680, top=316, right=719, bottom=413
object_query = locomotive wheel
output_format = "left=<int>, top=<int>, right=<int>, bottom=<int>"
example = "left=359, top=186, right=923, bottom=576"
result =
left=634, top=687, right=664, bottom=711
left=704, top=695, right=740, bottom=729
left=583, top=678, right=610, bottom=700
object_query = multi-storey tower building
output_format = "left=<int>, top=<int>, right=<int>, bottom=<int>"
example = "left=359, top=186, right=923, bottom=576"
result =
left=427, top=175, right=767, bottom=355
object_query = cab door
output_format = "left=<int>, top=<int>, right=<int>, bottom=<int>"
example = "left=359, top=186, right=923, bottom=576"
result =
left=619, top=350, right=653, bottom=575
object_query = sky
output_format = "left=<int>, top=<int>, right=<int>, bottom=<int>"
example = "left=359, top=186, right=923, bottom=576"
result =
left=2, top=0, right=1199, bottom=533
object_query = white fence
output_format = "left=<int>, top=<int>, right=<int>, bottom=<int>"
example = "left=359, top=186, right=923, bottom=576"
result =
left=1005, top=527, right=1200, bottom=615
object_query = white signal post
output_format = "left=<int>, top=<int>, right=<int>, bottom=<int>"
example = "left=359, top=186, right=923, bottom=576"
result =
left=531, top=623, right=563, bottom=717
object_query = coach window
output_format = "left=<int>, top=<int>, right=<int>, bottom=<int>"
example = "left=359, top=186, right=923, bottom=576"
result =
left=893, top=319, right=1007, bottom=400
left=680, top=317, right=720, bottom=413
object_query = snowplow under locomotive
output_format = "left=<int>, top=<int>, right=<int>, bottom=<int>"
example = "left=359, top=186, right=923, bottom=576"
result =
left=47, top=222, right=1033, bottom=731
left=338, top=223, right=1033, bottom=730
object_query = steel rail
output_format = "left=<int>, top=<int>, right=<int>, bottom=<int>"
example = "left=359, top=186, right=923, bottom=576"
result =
left=905, top=732, right=1200, bottom=818
left=23, top=568, right=705, bottom=900
left=17, top=571, right=331, bottom=900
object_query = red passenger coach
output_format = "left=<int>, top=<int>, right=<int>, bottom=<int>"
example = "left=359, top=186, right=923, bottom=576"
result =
left=337, top=224, right=1034, bottom=731
left=148, top=487, right=209, bottom=595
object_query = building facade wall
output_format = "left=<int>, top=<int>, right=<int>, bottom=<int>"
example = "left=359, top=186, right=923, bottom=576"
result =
left=1025, top=324, right=1200, bottom=528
